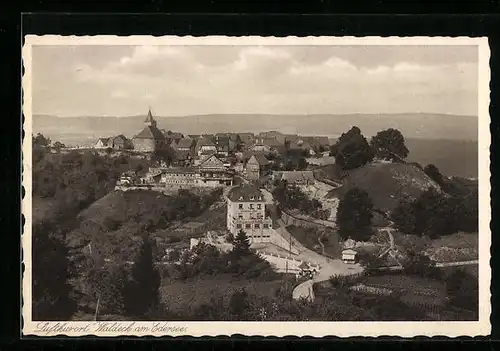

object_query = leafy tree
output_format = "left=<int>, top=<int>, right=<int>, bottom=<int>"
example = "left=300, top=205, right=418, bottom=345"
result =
left=229, top=288, right=249, bottom=319
left=337, top=187, right=374, bottom=241
left=124, top=235, right=161, bottom=317
left=402, top=250, right=441, bottom=279
left=33, top=133, right=51, bottom=147
left=52, top=141, right=66, bottom=152
left=391, top=198, right=417, bottom=234
left=32, top=227, right=76, bottom=320
left=333, top=126, right=375, bottom=170
left=424, top=164, right=444, bottom=186
left=370, top=128, right=409, bottom=161
left=152, top=145, right=176, bottom=166
left=87, top=264, right=128, bottom=316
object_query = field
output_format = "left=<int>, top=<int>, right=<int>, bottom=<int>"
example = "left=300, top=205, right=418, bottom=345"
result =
left=286, top=225, right=341, bottom=258
left=160, top=274, right=287, bottom=317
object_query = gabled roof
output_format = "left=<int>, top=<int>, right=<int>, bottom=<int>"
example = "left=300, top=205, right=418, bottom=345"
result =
left=113, top=134, right=129, bottom=142
left=175, top=150, right=192, bottom=160
left=261, top=137, right=283, bottom=147
left=134, top=126, right=165, bottom=140
left=199, top=153, right=225, bottom=168
left=227, top=184, right=264, bottom=202
left=287, top=141, right=301, bottom=150
left=342, top=249, right=357, bottom=255
left=175, top=138, right=194, bottom=149
left=238, top=133, right=254, bottom=144
left=274, top=171, right=315, bottom=183
left=298, top=261, right=310, bottom=269
left=97, top=137, right=110, bottom=144
left=285, top=134, right=300, bottom=143
left=315, top=136, right=331, bottom=146
left=197, top=137, right=216, bottom=147
left=248, top=153, right=270, bottom=166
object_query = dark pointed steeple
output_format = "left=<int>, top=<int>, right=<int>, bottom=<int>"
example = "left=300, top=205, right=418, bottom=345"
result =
left=144, top=107, right=157, bottom=128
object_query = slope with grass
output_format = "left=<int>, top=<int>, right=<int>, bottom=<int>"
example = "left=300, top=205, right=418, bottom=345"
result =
left=326, top=162, right=441, bottom=212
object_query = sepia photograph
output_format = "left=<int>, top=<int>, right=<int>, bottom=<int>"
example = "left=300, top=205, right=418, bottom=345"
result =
left=22, top=35, right=491, bottom=337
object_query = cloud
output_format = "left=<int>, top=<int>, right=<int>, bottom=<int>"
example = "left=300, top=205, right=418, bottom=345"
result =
left=33, top=45, right=478, bottom=117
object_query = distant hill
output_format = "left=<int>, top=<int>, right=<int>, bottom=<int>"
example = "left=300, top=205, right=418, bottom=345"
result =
left=33, top=113, right=478, bottom=177
left=33, top=112, right=477, bottom=142
left=326, top=162, right=442, bottom=212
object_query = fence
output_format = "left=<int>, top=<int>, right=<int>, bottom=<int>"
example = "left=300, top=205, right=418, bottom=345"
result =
left=281, top=210, right=336, bottom=230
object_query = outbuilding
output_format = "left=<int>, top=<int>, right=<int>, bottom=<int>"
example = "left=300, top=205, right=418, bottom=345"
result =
left=342, top=249, right=357, bottom=264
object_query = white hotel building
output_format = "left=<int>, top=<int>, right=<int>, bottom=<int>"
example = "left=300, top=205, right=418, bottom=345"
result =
left=226, top=184, right=273, bottom=243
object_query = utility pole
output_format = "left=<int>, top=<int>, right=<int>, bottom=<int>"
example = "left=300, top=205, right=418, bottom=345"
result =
left=94, top=296, right=100, bottom=321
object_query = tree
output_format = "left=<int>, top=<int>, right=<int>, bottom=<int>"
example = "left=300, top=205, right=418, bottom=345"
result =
left=229, top=288, right=249, bottom=319
left=424, top=164, right=444, bottom=186
left=52, top=141, right=66, bottom=152
left=333, top=127, right=375, bottom=170
left=445, top=268, right=479, bottom=312
left=152, top=145, right=176, bottom=167
left=391, top=198, right=417, bottom=234
left=32, top=227, right=76, bottom=320
left=337, top=187, right=374, bottom=241
left=232, top=229, right=251, bottom=257
left=33, top=133, right=51, bottom=147
left=124, top=235, right=161, bottom=318
left=402, top=250, right=441, bottom=279
left=87, top=264, right=128, bottom=317
left=370, top=128, right=409, bottom=161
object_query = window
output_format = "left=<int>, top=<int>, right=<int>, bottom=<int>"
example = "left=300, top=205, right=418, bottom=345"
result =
left=236, top=224, right=242, bottom=229
left=238, top=214, right=243, bottom=219
left=257, top=204, right=261, bottom=209
left=264, top=224, right=269, bottom=229
left=249, top=204, right=254, bottom=209
left=254, top=224, right=260, bottom=229
left=245, top=224, right=251, bottom=229
left=238, top=204, right=243, bottom=209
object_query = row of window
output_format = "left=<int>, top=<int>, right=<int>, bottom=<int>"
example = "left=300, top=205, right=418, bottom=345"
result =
left=238, top=203, right=262, bottom=210
left=236, top=223, right=270, bottom=229
left=237, top=214, right=263, bottom=220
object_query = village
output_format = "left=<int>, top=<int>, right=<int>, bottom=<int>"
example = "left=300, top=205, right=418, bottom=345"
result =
left=91, top=109, right=365, bottom=290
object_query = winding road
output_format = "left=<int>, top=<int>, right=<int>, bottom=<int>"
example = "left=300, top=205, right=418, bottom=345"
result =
left=280, top=222, right=364, bottom=301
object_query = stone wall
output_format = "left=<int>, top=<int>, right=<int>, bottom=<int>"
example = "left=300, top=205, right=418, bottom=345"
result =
left=133, top=138, right=156, bottom=152
left=281, top=210, right=336, bottom=230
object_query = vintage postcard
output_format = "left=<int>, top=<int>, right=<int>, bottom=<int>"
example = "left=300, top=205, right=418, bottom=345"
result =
left=22, top=35, right=491, bottom=337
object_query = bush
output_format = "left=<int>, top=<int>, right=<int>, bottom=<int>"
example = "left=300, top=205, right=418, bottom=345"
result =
left=392, top=188, right=478, bottom=238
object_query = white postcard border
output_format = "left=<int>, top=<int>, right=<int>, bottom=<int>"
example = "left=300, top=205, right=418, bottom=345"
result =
left=21, top=35, right=491, bottom=337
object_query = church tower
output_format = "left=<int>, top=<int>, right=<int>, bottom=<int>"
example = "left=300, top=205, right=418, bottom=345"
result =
left=144, top=107, right=157, bottom=128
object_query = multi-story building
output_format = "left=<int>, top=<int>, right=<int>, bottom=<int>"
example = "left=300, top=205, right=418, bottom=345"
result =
left=226, top=184, right=273, bottom=243
left=145, top=154, right=234, bottom=188
left=245, top=153, right=271, bottom=180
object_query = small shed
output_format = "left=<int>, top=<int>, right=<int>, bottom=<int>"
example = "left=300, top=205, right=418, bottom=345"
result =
left=342, top=249, right=357, bottom=264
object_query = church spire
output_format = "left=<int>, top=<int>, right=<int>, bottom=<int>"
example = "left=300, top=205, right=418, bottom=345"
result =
left=144, top=107, right=157, bottom=128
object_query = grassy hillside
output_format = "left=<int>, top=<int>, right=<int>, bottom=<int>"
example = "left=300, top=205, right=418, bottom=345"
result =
left=66, top=188, right=223, bottom=263
left=326, top=162, right=441, bottom=212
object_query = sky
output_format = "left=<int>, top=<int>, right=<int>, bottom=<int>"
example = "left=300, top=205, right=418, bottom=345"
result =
left=32, top=45, right=478, bottom=117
